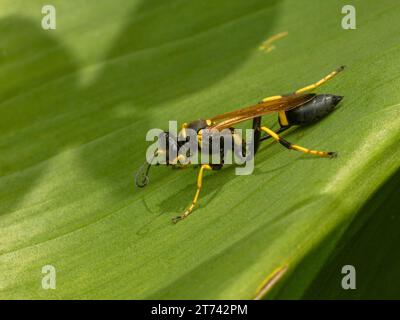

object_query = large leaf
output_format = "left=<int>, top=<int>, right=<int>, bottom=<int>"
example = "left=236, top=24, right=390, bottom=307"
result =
left=0, top=0, right=399, bottom=299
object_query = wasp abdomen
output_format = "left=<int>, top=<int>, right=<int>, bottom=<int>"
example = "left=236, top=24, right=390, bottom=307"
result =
left=285, top=94, right=343, bottom=126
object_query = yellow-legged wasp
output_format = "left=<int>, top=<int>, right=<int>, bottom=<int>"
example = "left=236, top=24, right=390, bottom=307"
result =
left=136, top=66, right=345, bottom=223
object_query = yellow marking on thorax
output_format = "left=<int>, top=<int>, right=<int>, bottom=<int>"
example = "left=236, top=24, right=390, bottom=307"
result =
left=197, top=129, right=203, bottom=147
left=181, top=123, right=188, bottom=139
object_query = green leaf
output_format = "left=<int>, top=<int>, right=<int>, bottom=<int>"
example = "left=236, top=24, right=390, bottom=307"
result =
left=0, top=0, right=399, bottom=299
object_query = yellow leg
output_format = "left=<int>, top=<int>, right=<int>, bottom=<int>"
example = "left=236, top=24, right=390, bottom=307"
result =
left=260, top=126, right=337, bottom=158
left=261, top=66, right=345, bottom=102
left=295, top=66, right=345, bottom=94
left=262, top=95, right=283, bottom=102
left=172, top=164, right=212, bottom=224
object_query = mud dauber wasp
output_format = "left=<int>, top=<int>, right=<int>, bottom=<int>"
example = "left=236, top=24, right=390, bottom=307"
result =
left=136, top=66, right=345, bottom=223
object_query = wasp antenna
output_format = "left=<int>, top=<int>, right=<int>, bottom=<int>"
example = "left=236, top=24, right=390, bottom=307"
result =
left=135, top=161, right=151, bottom=188
left=135, top=151, right=158, bottom=188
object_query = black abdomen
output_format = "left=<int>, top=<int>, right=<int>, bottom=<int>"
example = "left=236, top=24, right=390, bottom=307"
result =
left=285, top=94, right=343, bottom=126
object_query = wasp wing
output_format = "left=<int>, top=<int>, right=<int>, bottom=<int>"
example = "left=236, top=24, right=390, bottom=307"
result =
left=209, top=94, right=315, bottom=131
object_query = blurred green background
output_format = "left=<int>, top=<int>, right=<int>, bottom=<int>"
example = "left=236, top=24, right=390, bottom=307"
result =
left=0, top=0, right=399, bottom=299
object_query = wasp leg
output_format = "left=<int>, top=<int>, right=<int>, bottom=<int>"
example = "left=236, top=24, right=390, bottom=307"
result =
left=231, top=131, right=249, bottom=160
left=252, top=117, right=262, bottom=153
left=259, top=126, right=290, bottom=142
left=260, top=126, right=337, bottom=158
left=172, top=164, right=212, bottom=224
left=261, top=95, right=284, bottom=102
left=294, top=66, right=345, bottom=94
left=260, top=66, right=344, bottom=102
